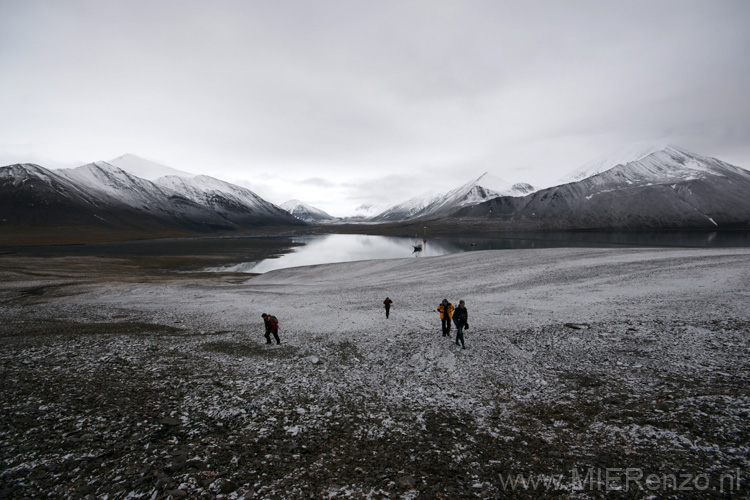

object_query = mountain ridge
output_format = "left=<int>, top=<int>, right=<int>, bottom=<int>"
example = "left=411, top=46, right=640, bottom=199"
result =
left=370, top=172, right=536, bottom=222
left=0, top=160, right=304, bottom=240
left=279, top=200, right=336, bottom=223
left=2, top=145, right=748, bottom=242
left=454, top=146, right=750, bottom=230
left=109, top=154, right=196, bottom=180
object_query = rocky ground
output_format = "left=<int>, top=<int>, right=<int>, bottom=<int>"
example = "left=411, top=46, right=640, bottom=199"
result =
left=1, top=246, right=749, bottom=499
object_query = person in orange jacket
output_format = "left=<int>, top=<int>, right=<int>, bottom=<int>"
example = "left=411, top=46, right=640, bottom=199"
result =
left=437, top=299, right=454, bottom=336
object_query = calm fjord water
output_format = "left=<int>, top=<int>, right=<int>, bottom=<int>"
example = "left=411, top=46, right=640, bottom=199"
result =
left=212, top=231, right=750, bottom=273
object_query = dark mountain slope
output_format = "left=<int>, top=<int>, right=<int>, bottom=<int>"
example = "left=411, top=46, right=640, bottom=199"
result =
left=0, top=163, right=304, bottom=244
left=455, top=178, right=750, bottom=230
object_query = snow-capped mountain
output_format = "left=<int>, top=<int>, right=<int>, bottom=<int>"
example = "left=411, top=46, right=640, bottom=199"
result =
left=511, top=182, right=535, bottom=195
left=455, top=145, right=750, bottom=230
left=104, top=154, right=299, bottom=226
left=371, top=172, right=535, bottom=222
left=5, top=145, right=748, bottom=239
left=0, top=163, right=111, bottom=228
left=560, top=144, right=750, bottom=189
left=58, top=161, right=176, bottom=211
left=352, top=203, right=388, bottom=218
left=559, top=141, right=673, bottom=184
left=279, top=200, right=336, bottom=223
left=155, top=174, right=297, bottom=226
left=109, top=154, right=196, bottom=181
left=0, top=157, right=303, bottom=237
left=370, top=191, right=437, bottom=222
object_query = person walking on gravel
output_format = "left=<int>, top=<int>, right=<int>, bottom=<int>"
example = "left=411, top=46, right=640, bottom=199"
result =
left=383, top=297, right=393, bottom=318
left=452, top=300, right=468, bottom=349
left=437, top=299, right=454, bottom=336
left=262, top=313, right=281, bottom=345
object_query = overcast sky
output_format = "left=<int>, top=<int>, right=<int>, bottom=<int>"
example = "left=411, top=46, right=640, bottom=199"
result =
left=2, top=0, right=749, bottom=216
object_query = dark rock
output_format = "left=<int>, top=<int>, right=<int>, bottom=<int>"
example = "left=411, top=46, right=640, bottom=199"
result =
left=155, top=474, right=173, bottom=489
left=564, top=323, right=585, bottom=330
left=0, top=485, right=16, bottom=499
left=220, top=480, right=238, bottom=494
left=160, top=417, right=182, bottom=427
left=397, top=475, right=416, bottom=489
left=165, top=460, right=186, bottom=473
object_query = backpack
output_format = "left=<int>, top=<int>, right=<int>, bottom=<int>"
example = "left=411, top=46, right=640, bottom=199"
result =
left=271, top=315, right=279, bottom=325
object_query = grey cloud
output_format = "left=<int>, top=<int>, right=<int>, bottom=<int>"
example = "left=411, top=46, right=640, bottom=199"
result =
left=298, top=177, right=339, bottom=189
left=1, top=0, right=749, bottom=214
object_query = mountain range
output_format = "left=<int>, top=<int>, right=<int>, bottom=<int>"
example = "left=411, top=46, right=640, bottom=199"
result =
left=454, top=145, right=750, bottom=229
left=0, top=158, right=302, bottom=240
left=1, top=145, right=749, bottom=244
left=370, top=173, right=534, bottom=222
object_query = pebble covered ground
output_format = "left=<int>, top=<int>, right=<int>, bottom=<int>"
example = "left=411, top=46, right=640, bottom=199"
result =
left=1, top=247, right=749, bottom=499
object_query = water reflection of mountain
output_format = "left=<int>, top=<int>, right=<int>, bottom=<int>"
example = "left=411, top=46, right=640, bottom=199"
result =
left=212, top=231, right=750, bottom=273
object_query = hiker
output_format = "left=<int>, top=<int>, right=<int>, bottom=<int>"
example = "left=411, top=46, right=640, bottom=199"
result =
left=453, top=300, right=468, bottom=349
left=437, top=299, right=454, bottom=336
left=383, top=297, right=393, bottom=318
left=261, top=313, right=281, bottom=345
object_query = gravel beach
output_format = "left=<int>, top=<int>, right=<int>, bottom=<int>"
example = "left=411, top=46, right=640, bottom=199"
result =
left=1, top=246, right=749, bottom=499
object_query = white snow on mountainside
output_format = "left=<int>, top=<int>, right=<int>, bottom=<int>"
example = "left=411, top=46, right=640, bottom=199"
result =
left=109, top=154, right=196, bottom=181
left=1, top=163, right=68, bottom=187
left=443, top=172, right=528, bottom=206
left=58, top=161, right=174, bottom=209
left=155, top=174, right=283, bottom=214
left=352, top=203, right=388, bottom=218
left=371, top=172, right=535, bottom=221
left=108, top=154, right=289, bottom=216
left=561, top=142, right=670, bottom=183
left=51, top=155, right=300, bottom=225
left=279, top=200, right=335, bottom=222
left=560, top=144, right=750, bottom=188
left=372, top=190, right=438, bottom=220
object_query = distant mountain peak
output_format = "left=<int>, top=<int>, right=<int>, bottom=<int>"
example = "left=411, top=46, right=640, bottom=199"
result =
left=281, top=198, right=305, bottom=207
left=554, top=143, right=750, bottom=197
left=561, top=142, right=688, bottom=183
left=280, top=199, right=335, bottom=222
left=353, top=203, right=388, bottom=217
left=472, top=171, right=491, bottom=182
left=461, top=172, right=535, bottom=197
left=465, top=172, right=508, bottom=191
left=370, top=172, right=535, bottom=222
left=511, top=182, right=535, bottom=194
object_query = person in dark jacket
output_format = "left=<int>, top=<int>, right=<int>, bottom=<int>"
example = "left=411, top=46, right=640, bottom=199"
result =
left=262, top=313, right=281, bottom=345
left=452, top=300, right=468, bottom=349
left=383, top=297, right=393, bottom=318
left=437, top=299, right=454, bottom=336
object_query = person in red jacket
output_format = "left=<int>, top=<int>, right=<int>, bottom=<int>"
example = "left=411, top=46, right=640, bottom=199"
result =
left=383, top=297, right=393, bottom=318
left=261, top=313, right=281, bottom=345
